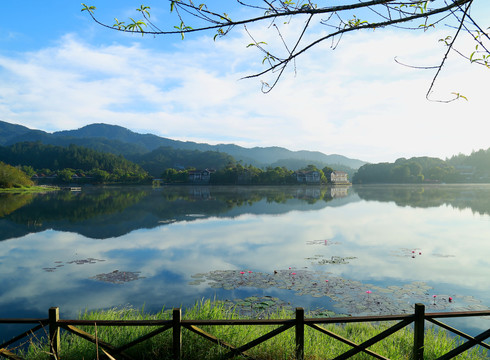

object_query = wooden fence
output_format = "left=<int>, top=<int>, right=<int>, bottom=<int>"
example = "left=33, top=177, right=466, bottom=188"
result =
left=0, top=304, right=489, bottom=360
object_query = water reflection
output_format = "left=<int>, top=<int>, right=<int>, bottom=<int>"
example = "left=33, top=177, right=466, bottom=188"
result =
left=0, top=186, right=351, bottom=241
left=0, top=185, right=488, bottom=341
left=0, top=193, right=34, bottom=217
left=355, top=184, right=490, bottom=215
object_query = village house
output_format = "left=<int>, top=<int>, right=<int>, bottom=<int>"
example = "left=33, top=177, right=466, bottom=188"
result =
left=294, top=170, right=321, bottom=184
left=188, top=169, right=215, bottom=184
left=330, top=171, right=349, bottom=184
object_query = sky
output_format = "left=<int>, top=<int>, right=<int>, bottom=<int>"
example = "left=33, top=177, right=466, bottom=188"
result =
left=0, top=1, right=489, bottom=163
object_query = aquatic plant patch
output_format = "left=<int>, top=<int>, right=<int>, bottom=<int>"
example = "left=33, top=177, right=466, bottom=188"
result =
left=305, top=254, right=357, bottom=265
left=42, top=258, right=106, bottom=272
left=190, top=269, right=489, bottom=315
left=90, top=270, right=146, bottom=284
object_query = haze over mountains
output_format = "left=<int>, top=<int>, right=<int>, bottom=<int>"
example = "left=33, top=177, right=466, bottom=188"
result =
left=0, top=120, right=366, bottom=173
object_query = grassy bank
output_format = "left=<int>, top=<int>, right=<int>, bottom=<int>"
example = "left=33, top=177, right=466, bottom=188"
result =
left=19, top=300, right=487, bottom=360
left=0, top=185, right=59, bottom=193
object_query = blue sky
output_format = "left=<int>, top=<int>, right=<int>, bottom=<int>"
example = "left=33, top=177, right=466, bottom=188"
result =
left=0, top=1, right=489, bottom=163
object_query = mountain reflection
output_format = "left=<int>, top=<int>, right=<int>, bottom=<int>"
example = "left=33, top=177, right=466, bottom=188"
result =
left=2, top=184, right=489, bottom=242
left=354, top=184, right=490, bottom=215
left=0, top=186, right=351, bottom=241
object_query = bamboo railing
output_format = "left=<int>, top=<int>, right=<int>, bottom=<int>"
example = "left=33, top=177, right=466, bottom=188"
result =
left=0, top=304, right=489, bottom=360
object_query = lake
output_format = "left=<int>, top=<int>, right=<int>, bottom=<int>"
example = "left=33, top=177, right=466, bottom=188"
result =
left=0, top=184, right=489, bottom=341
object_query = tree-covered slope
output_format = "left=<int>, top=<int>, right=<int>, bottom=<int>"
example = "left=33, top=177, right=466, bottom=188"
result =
left=129, top=146, right=236, bottom=177
left=353, top=151, right=490, bottom=184
left=0, top=161, right=33, bottom=188
left=0, top=142, right=147, bottom=176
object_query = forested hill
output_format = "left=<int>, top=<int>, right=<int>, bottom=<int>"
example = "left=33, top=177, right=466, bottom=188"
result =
left=0, top=142, right=149, bottom=182
left=127, top=147, right=235, bottom=177
left=0, top=121, right=365, bottom=171
left=0, top=141, right=237, bottom=179
left=353, top=150, right=490, bottom=184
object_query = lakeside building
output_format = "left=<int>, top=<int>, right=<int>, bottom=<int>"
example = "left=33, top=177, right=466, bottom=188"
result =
left=330, top=171, right=349, bottom=184
left=188, top=169, right=215, bottom=184
left=294, top=170, right=321, bottom=184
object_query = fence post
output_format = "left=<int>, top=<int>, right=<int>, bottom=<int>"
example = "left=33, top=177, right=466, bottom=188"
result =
left=413, top=303, right=425, bottom=360
left=173, top=308, right=182, bottom=360
left=49, top=307, right=60, bottom=360
left=295, top=307, right=304, bottom=360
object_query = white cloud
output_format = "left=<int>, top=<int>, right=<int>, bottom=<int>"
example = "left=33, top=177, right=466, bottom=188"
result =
left=0, top=22, right=488, bottom=162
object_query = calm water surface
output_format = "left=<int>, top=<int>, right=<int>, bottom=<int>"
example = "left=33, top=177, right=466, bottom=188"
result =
left=0, top=184, right=489, bottom=340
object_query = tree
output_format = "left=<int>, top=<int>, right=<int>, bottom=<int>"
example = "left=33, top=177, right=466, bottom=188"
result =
left=0, top=162, right=33, bottom=188
left=59, top=168, right=76, bottom=183
left=82, top=1, right=489, bottom=99
left=89, top=168, right=110, bottom=183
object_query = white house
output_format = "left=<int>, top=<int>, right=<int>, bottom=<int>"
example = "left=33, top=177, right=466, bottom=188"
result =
left=330, top=171, right=349, bottom=184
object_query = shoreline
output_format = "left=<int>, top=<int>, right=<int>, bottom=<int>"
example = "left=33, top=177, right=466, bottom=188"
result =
left=0, top=185, right=60, bottom=193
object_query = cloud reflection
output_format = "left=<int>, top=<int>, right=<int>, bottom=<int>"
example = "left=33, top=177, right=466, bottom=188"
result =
left=0, top=187, right=488, bottom=329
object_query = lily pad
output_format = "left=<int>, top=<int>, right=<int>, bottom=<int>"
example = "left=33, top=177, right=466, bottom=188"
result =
left=306, top=239, right=341, bottom=246
left=67, top=258, right=106, bottom=265
left=225, top=295, right=291, bottom=317
left=91, top=270, right=145, bottom=284
left=189, top=268, right=489, bottom=316
left=307, top=255, right=357, bottom=265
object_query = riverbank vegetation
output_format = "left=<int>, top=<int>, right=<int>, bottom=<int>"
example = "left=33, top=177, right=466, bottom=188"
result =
left=19, top=300, right=487, bottom=360
left=5, top=139, right=490, bottom=186
left=0, top=186, right=58, bottom=193
left=353, top=149, right=490, bottom=184
left=0, top=142, right=344, bottom=186
left=0, top=161, right=34, bottom=189
left=162, top=163, right=335, bottom=185
left=0, top=142, right=150, bottom=184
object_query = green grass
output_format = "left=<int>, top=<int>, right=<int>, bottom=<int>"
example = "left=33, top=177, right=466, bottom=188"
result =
left=0, top=185, right=59, bottom=193
left=15, top=299, right=489, bottom=359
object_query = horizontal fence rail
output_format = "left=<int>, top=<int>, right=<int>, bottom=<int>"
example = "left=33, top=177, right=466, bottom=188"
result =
left=0, top=304, right=489, bottom=360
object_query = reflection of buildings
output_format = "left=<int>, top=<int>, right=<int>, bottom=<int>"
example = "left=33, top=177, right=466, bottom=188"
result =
left=188, top=187, right=211, bottom=199
left=295, top=187, right=321, bottom=199
left=294, top=171, right=321, bottom=184
left=329, top=186, right=349, bottom=198
left=294, top=186, right=350, bottom=200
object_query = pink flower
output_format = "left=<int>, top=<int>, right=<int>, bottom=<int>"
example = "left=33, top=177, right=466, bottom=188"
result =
left=449, top=297, right=453, bottom=302
left=291, top=272, right=296, bottom=275
left=433, top=295, right=437, bottom=298
left=240, top=271, right=245, bottom=275
left=248, top=271, right=253, bottom=273
left=325, top=280, right=329, bottom=283
left=366, top=290, right=372, bottom=294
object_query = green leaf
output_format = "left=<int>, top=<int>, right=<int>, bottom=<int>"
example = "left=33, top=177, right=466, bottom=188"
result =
left=137, top=5, right=151, bottom=18
left=113, top=18, right=126, bottom=30
left=81, top=3, right=96, bottom=13
left=451, top=92, right=468, bottom=101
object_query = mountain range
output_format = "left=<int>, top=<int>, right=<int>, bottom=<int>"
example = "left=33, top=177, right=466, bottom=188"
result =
left=0, top=120, right=366, bottom=174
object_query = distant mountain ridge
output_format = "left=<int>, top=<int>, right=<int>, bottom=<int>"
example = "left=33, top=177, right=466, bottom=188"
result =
left=0, top=120, right=367, bottom=170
